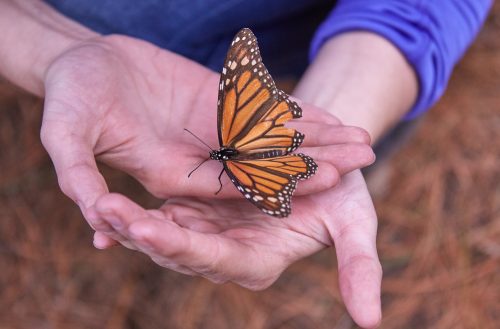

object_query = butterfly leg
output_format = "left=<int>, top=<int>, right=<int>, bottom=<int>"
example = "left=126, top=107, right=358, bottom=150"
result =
left=214, top=167, right=225, bottom=195
left=187, top=157, right=210, bottom=177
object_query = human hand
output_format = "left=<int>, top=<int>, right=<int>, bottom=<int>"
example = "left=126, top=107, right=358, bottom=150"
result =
left=88, top=169, right=381, bottom=328
left=40, top=34, right=374, bottom=244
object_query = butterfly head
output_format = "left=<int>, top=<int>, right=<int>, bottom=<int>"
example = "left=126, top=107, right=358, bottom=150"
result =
left=210, top=147, right=238, bottom=162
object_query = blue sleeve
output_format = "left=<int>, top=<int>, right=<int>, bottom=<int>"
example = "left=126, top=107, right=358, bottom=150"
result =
left=310, top=0, right=492, bottom=120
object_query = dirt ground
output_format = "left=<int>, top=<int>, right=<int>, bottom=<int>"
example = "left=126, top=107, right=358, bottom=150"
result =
left=0, top=4, right=499, bottom=329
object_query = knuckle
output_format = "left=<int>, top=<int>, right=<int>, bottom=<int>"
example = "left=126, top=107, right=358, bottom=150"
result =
left=318, top=166, right=340, bottom=189
left=95, top=192, right=123, bottom=206
left=56, top=162, right=99, bottom=200
left=351, top=127, right=372, bottom=144
left=340, top=254, right=378, bottom=274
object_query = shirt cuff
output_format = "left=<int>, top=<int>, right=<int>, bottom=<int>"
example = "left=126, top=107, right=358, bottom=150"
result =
left=310, top=0, right=492, bottom=120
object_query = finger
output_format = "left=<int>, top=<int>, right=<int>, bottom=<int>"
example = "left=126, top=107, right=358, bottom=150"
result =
left=93, top=194, right=259, bottom=280
left=128, top=219, right=268, bottom=285
left=86, top=205, right=130, bottom=248
left=93, top=193, right=153, bottom=249
left=335, top=226, right=382, bottom=328
left=92, top=195, right=191, bottom=251
left=94, top=195, right=205, bottom=276
left=93, top=231, right=119, bottom=249
left=288, top=123, right=371, bottom=146
left=92, top=194, right=205, bottom=270
left=292, top=142, right=375, bottom=195
left=154, top=126, right=372, bottom=199
left=301, top=143, right=376, bottom=175
left=328, top=174, right=382, bottom=328
left=95, top=193, right=222, bottom=263
left=291, top=160, right=339, bottom=195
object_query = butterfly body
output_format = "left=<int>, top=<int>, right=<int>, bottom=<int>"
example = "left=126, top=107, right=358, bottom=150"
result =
left=210, top=147, right=239, bottom=161
left=191, top=28, right=317, bottom=217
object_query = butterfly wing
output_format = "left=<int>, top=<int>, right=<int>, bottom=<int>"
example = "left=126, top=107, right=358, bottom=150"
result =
left=224, top=154, right=317, bottom=217
left=217, top=28, right=304, bottom=157
left=214, top=28, right=318, bottom=217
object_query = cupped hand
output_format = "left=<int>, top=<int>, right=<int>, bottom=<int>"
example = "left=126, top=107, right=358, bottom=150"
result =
left=40, top=34, right=374, bottom=239
left=89, top=169, right=381, bottom=328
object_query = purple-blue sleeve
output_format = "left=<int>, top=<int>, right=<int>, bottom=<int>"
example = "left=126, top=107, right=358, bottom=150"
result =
left=310, top=0, right=492, bottom=120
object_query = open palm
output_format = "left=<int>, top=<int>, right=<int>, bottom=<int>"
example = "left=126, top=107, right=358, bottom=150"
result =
left=88, top=169, right=381, bottom=328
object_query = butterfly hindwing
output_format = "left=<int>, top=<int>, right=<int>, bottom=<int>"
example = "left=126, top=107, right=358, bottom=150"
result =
left=223, top=154, right=317, bottom=217
left=217, top=28, right=304, bottom=157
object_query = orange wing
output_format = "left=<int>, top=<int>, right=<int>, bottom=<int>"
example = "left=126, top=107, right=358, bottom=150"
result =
left=217, top=28, right=304, bottom=158
left=224, top=154, right=317, bottom=217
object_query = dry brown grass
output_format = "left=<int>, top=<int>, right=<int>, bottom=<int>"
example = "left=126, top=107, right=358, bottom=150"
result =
left=0, top=4, right=499, bottom=329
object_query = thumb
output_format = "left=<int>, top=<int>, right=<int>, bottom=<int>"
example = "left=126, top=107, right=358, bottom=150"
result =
left=40, top=116, right=116, bottom=247
left=41, top=126, right=107, bottom=209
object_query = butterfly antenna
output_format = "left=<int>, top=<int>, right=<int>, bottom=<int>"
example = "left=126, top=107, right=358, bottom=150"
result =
left=187, top=157, right=210, bottom=178
left=184, top=128, right=213, bottom=151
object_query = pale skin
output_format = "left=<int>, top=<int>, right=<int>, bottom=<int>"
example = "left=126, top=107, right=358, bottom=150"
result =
left=1, top=1, right=418, bottom=328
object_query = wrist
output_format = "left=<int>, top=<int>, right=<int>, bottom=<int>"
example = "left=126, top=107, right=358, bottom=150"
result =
left=0, top=0, right=99, bottom=96
left=294, top=32, right=418, bottom=144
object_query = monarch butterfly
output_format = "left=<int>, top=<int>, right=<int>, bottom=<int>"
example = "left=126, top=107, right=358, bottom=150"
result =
left=187, top=28, right=317, bottom=217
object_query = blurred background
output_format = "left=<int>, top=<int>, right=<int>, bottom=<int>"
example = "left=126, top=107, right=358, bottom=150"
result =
left=1, top=3, right=499, bottom=329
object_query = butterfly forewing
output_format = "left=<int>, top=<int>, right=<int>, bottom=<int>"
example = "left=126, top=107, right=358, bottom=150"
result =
left=224, top=154, right=317, bottom=217
left=217, top=28, right=303, bottom=157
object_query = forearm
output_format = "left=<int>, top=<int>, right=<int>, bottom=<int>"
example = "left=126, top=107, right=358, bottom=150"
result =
left=0, top=0, right=97, bottom=96
left=294, top=32, right=418, bottom=144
